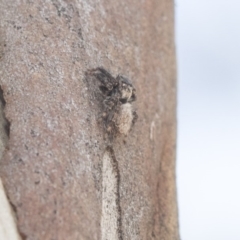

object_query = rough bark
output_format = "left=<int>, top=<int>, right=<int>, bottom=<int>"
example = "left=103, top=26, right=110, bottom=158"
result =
left=0, top=0, right=179, bottom=239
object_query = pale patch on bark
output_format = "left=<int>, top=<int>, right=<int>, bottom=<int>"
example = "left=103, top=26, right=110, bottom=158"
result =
left=0, top=179, right=21, bottom=240
left=150, top=113, right=160, bottom=141
left=101, top=149, right=121, bottom=240
left=150, top=121, right=155, bottom=140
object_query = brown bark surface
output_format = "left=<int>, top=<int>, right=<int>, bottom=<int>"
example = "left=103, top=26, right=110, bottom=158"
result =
left=0, top=1, right=179, bottom=239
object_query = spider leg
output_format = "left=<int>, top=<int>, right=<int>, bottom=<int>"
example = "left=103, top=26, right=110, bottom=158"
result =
left=87, top=67, right=118, bottom=92
left=132, top=110, right=138, bottom=125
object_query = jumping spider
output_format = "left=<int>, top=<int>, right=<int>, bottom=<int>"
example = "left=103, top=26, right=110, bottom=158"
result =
left=86, top=67, right=137, bottom=137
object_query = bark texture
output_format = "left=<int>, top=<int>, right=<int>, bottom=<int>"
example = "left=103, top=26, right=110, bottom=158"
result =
left=0, top=0, right=178, bottom=239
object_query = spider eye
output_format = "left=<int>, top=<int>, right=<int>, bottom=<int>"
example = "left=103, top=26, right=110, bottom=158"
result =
left=120, top=99, right=127, bottom=104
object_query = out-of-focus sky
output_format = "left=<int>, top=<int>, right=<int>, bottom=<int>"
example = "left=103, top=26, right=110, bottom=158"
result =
left=176, top=1, right=240, bottom=239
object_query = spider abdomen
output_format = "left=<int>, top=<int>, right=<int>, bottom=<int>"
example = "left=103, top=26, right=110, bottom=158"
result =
left=116, top=103, right=134, bottom=136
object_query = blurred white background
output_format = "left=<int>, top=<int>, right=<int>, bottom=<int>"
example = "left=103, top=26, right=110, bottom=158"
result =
left=176, top=1, right=240, bottom=239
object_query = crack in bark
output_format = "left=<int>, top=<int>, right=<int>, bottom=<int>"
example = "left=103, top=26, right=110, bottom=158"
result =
left=0, top=86, right=25, bottom=239
left=0, top=85, right=10, bottom=152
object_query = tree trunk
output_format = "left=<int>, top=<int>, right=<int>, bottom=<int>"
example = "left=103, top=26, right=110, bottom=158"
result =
left=0, top=1, right=179, bottom=239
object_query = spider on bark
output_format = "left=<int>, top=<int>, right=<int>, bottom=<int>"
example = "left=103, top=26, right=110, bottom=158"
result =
left=86, top=67, right=137, bottom=137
